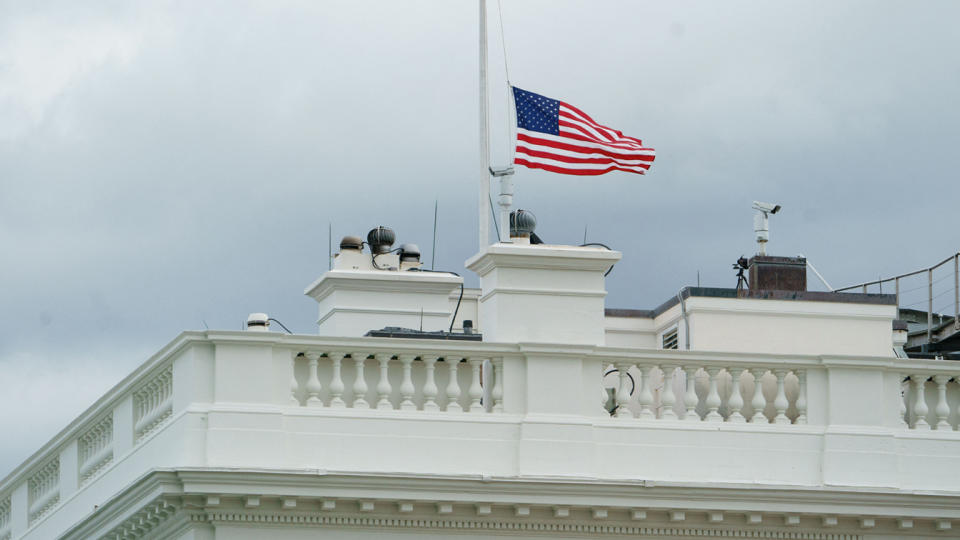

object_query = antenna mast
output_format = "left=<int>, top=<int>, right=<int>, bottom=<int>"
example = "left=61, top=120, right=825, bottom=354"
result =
left=478, top=0, right=492, bottom=251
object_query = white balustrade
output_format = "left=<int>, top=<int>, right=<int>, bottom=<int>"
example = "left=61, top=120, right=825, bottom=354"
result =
left=133, top=365, right=173, bottom=442
left=289, top=350, right=503, bottom=414
left=78, top=415, right=114, bottom=485
left=600, top=359, right=811, bottom=426
left=902, top=372, right=960, bottom=431
left=28, top=457, right=60, bottom=525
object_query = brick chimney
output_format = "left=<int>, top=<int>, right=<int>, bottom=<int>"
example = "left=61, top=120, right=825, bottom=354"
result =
left=748, top=255, right=807, bottom=291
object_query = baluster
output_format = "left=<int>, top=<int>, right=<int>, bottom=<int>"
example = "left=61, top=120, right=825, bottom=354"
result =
left=446, top=358, right=463, bottom=412
left=306, top=353, right=323, bottom=407
left=376, top=354, right=393, bottom=410
left=660, top=365, right=678, bottom=420
left=352, top=353, right=370, bottom=408
left=773, top=369, right=790, bottom=424
left=423, top=356, right=440, bottom=411
left=795, top=369, right=808, bottom=425
left=727, top=367, right=745, bottom=423
left=328, top=353, right=346, bottom=408
left=398, top=354, right=416, bottom=411
left=899, top=374, right=908, bottom=427
left=615, top=361, right=633, bottom=419
left=934, top=375, right=951, bottom=430
left=751, top=368, right=769, bottom=423
left=683, top=366, right=700, bottom=421
left=912, top=374, right=930, bottom=429
left=638, top=365, right=656, bottom=420
left=289, top=354, right=301, bottom=406
left=704, top=368, right=723, bottom=422
left=468, top=358, right=484, bottom=412
left=491, top=358, right=504, bottom=413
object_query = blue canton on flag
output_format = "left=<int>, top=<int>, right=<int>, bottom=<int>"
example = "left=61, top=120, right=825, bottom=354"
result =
left=514, top=87, right=560, bottom=136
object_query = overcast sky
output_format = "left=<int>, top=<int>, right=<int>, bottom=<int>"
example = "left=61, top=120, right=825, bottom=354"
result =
left=2, top=0, right=959, bottom=475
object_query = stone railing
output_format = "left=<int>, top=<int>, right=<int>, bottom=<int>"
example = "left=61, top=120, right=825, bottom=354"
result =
left=26, top=459, right=58, bottom=526
left=899, top=362, right=960, bottom=430
left=289, top=350, right=504, bottom=413
left=133, top=366, right=173, bottom=442
left=599, top=355, right=811, bottom=424
left=76, top=415, right=113, bottom=486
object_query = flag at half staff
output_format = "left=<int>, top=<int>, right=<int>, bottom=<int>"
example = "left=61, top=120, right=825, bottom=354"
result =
left=512, top=86, right=655, bottom=176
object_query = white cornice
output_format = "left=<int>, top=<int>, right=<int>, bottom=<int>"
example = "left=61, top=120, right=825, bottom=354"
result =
left=305, top=270, right=462, bottom=300
left=465, top=244, right=621, bottom=276
left=59, top=469, right=960, bottom=539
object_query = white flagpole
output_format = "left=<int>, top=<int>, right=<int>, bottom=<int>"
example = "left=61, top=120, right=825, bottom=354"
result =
left=478, top=0, right=492, bottom=250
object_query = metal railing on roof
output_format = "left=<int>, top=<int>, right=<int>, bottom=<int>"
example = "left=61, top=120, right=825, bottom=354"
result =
left=836, top=252, right=959, bottom=343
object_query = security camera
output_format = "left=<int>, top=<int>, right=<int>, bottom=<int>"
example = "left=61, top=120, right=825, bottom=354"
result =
left=752, top=201, right=781, bottom=214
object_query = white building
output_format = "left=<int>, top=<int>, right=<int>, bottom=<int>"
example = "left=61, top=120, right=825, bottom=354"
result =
left=1, top=226, right=958, bottom=540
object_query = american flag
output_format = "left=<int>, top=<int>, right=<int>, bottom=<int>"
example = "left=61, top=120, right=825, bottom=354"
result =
left=512, top=86, right=655, bottom=176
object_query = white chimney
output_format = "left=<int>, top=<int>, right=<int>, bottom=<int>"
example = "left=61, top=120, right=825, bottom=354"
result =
left=305, top=229, right=462, bottom=336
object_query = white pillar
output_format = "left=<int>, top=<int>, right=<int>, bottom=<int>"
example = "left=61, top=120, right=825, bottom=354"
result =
left=376, top=354, right=393, bottom=411
left=683, top=366, right=700, bottom=421
left=912, top=375, right=930, bottom=430
left=328, top=353, right=346, bottom=408
left=704, top=367, right=723, bottom=422
left=352, top=353, right=370, bottom=409
left=305, top=353, right=323, bottom=407
left=399, top=354, right=417, bottom=411
left=727, top=368, right=746, bottom=423
left=751, top=368, right=769, bottom=423
left=773, top=369, right=790, bottom=425
left=660, top=365, right=678, bottom=420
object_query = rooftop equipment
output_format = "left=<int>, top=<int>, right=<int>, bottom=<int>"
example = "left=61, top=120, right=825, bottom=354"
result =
left=339, top=235, right=363, bottom=251
left=246, top=313, right=270, bottom=331
left=364, top=326, right=482, bottom=341
left=367, top=226, right=396, bottom=254
left=752, top=201, right=781, bottom=256
left=399, top=244, right=421, bottom=263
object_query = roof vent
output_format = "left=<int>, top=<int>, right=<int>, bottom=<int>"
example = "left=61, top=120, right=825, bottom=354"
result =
left=510, top=209, right=537, bottom=238
left=399, top=243, right=421, bottom=263
left=367, top=226, right=396, bottom=254
left=247, top=313, right=270, bottom=332
left=339, top=235, right=363, bottom=251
